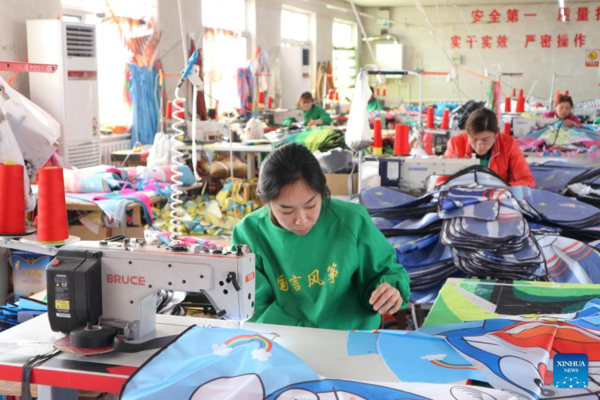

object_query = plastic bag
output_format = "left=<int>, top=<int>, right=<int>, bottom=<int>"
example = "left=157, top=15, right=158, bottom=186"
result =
left=345, top=69, right=372, bottom=151
left=0, top=76, right=61, bottom=211
left=147, top=131, right=171, bottom=167
left=244, top=118, right=265, bottom=141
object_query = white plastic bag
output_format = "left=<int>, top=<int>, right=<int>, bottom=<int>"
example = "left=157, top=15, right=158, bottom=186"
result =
left=244, top=118, right=265, bottom=141
left=345, top=69, right=372, bottom=151
left=147, top=131, right=171, bottom=167
left=0, top=76, right=61, bottom=211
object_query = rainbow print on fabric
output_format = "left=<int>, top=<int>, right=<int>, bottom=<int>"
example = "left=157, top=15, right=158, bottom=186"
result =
left=430, top=360, right=477, bottom=370
left=225, top=334, right=273, bottom=352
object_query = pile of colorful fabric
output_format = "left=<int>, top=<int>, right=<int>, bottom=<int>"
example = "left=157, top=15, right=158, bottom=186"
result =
left=274, top=127, right=347, bottom=153
left=362, top=167, right=600, bottom=303
left=149, top=178, right=261, bottom=236
left=0, top=297, right=46, bottom=333
left=517, top=121, right=600, bottom=156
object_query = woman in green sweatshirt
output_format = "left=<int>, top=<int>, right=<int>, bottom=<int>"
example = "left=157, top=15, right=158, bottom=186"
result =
left=232, top=143, right=410, bottom=330
left=283, top=92, right=332, bottom=127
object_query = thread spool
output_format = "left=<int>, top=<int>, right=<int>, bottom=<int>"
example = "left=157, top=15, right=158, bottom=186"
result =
left=373, top=118, right=383, bottom=155
left=441, top=108, right=450, bottom=129
left=173, top=100, right=184, bottom=119
left=335, top=92, right=339, bottom=101
left=267, top=95, right=273, bottom=109
left=504, top=97, right=511, bottom=113
left=70, top=323, right=116, bottom=349
left=516, top=96, right=525, bottom=113
left=0, top=163, right=26, bottom=235
left=512, top=88, right=516, bottom=97
left=37, top=167, right=69, bottom=243
left=518, top=89, right=523, bottom=97
left=258, top=91, right=265, bottom=107
left=426, top=106, right=435, bottom=128
left=382, top=87, right=387, bottom=96
left=166, top=101, right=173, bottom=119
left=503, top=122, right=512, bottom=135
left=394, top=124, right=410, bottom=156
left=422, top=132, right=434, bottom=155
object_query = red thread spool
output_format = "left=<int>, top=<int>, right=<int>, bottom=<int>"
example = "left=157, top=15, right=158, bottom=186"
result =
left=516, top=96, right=525, bottom=113
left=503, top=122, right=511, bottom=135
left=519, top=89, right=523, bottom=97
left=382, top=87, right=387, bottom=96
left=328, top=90, right=335, bottom=100
left=37, top=167, right=69, bottom=243
left=335, top=92, right=339, bottom=101
left=373, top=118, right=383, bottom=155
left=422, top=132, right=434, bottom=155
left=173, top=100, right=184, bottom=119
left=166, top=101, right=173, bottom=119
left=441, top=108, right=450, bottom=129
left=394, top=124, right=410, bottom=156
left=512, top=88, right=516, bottom=97
left=267, top=96, right=273, bottom=109
left=375, top=88, right=380, bottom=96
left=258, top=91, right=265, bottom=106
left=426, top=106, right=435, bottom=128
left=0, top=163, right=26, bottom=234
left=504, top=97, right=511, bottom=113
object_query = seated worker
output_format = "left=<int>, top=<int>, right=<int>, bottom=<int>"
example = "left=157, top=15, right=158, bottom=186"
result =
left=444, top=108, right=535, bottom=187
left=232, top=143, right=410, bottom=330
left=283, top=92, right=332, bottom=127
left=543, top=95, right=582, bottom=128
left=367, top=86, right=385, bottom=112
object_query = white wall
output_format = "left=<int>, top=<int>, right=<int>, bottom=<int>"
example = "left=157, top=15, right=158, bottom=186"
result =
left=361, top=3, right=600, bottom=104
left=0, top=0, right=62, bottom=97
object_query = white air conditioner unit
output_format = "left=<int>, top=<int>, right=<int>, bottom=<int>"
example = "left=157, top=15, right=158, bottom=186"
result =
left=27, top=20, right=101, bottom=169
left=280, top=45, right=311, bottom=109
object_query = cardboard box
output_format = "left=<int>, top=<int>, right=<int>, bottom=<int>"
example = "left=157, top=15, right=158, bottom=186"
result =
left=325, top=173, right=358, bottom=196
left=11, top=251, right=51, bottom=301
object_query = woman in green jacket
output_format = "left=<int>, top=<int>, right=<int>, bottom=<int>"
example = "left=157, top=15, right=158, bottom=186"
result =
left=232, top=143, right=410, bottom=330
left=283, top=92, right=332, bottom=127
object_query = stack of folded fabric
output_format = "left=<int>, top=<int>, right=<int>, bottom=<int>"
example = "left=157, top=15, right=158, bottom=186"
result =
left=536, top=234, right=600, bottom=284
left=0, top=297, right=47, bottom=332
left=439, top=187, right=546, bottom=280
left=510, top=186, right=600, bottom=229
left=529, top=161, right=592, bottom=193
left=388, top=234, right=456, bottom=291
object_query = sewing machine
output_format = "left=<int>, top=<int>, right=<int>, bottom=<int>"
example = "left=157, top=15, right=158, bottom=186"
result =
left=45, top=239, right=255, bottom=341
left=368, top=156, right=479, bottom=192
left=0, top=237, right=255, bottom=343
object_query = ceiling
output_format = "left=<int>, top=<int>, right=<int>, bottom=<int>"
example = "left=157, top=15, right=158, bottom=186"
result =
left=347, top=0, right=595, bottom=6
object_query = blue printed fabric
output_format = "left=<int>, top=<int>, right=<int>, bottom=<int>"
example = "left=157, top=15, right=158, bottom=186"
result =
left=536, top=234, right=600, bottom=284
left=529, top=162, right=591, bottom=192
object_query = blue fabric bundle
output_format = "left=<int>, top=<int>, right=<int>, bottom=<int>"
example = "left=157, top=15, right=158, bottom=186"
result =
left=0, top=297, right=47, bottom=332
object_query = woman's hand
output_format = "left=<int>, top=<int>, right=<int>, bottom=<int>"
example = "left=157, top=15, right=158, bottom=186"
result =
left=563, top=119, right=575, bottom=127
left=311, top=118, right=323, bottom=126
left=369, top=283, right=403, bottom=315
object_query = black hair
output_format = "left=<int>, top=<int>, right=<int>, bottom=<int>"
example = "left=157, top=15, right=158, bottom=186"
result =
left=257, top=143, right=330, bottom=204
left=297, top=92, right=314, bottom=107
left=556, top=95, right=574, bottom=107
left=466, top=108, right=499, bottom=136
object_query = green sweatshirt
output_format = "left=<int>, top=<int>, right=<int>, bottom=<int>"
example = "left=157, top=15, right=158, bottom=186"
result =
left=232, top=199, right=411, bottom=330
left=367, top=98, right=385, bottom=112
left=283, top=105, right=333, bottom=127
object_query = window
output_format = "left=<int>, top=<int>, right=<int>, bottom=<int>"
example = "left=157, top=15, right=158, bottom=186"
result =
left=281, top=10, right=310, bottom=43
left=332, top=21, right=356, bottom=100
left=202, top=0, right=248, bottom=113
left=202, top=0, right=246, bottom=31
left=61, top=0, right=156, bottom=126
